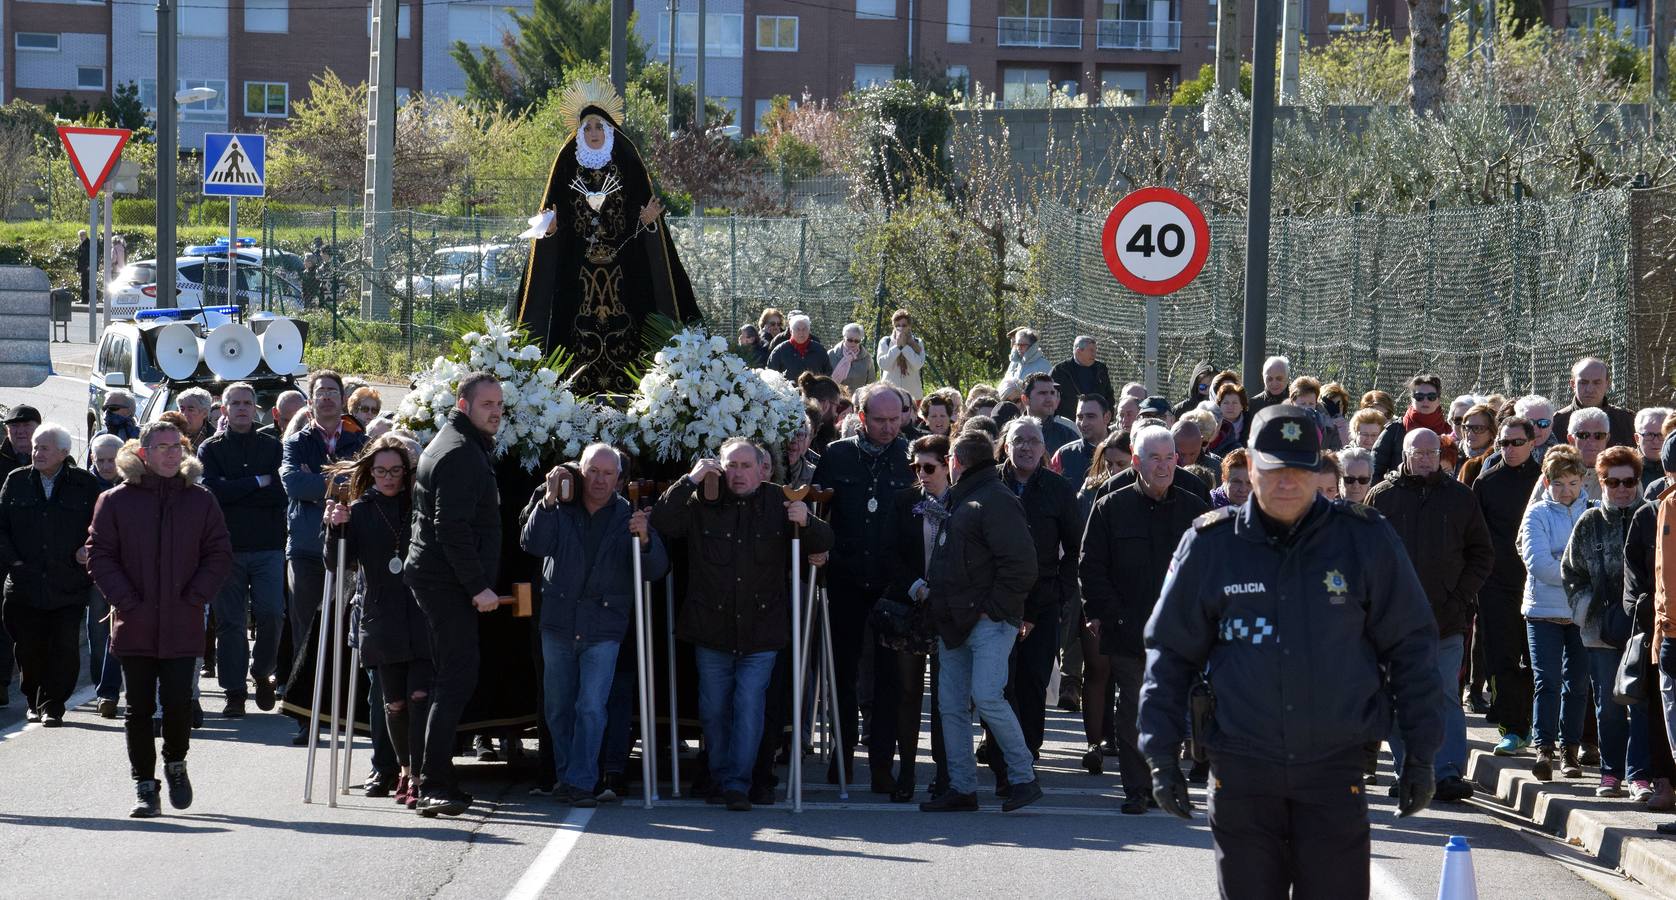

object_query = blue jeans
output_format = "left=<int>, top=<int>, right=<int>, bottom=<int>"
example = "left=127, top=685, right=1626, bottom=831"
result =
left=1527, top=619, right=1588, bottom=750
left=87, top=587, right=109, bottom=685
left=542, top=631, right=621, bottom=791
left=212, top=550, right=286, bottom=699
left=939, top=617, right=1036, bottom=794
left=694, top=647, right=776, bottom=795
left=1587, top=646, right=1649, bottom=782
left=1389, top=633, right=1467, bottom=779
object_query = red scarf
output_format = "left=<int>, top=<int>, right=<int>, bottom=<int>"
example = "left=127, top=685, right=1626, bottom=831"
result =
left=790, top=338, right=811, bottom=357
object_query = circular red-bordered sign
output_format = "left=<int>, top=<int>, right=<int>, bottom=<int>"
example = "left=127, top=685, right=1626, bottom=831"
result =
left=1100, top=187, right=1211, bottom=297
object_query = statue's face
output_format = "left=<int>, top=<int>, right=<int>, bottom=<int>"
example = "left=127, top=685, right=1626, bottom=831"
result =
left=582, top=118, right=607, bottom=150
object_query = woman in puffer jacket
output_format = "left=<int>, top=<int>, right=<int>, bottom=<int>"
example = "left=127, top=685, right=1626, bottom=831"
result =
left=1519, top=444, right=1595, bottom=782
left=1562, top=445, right=1652, bottom=799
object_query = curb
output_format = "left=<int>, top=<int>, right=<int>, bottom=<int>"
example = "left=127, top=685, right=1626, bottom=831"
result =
left=1466, top=746, right=1676, bottom=894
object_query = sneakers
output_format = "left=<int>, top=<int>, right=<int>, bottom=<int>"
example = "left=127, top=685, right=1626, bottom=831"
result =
left=724, top=790, right=752, bottom=812
left=1629, top=779, right=1655, bottom=802
left=1493, top=733, right=1530, bottom=756
left=1082, top=744, right=1104, bottom=776
left=97, top=698, right=118, bottom=719
left=163, top=760, right=193, bottom=810
left=555, top=784, right=598, bottom=808
left=1561, top=746, right=1583, bottom=778
left=919, top=790, right=979, bottom=812
left=394, top=775, right=413, bottom=806
left=222, top=698, right=246, bottom=719
left=1532, top=747, right=1555, bottom=781
left=1598, top=776, right=1628, bottom=798
left=131, top=779, right=162, bottom=818
left=1435, top=775, right=1475, bottom=803
left=254, top=677, right=277, bottom=712
left=1002, top=779, right=1043, bottom=812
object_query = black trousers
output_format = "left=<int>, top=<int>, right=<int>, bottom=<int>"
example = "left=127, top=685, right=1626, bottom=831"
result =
left=120, top=655, right=196, bottom=782
left=379, top=659, right=435, bottom=775
left=412, top=586, right=479, bottom=797
left=1479, top=587, right=1532, bottom=736
left=1208, top=747, right=1371, bottom=900
left=3, top=602, right=83, bottom=716
left=1008, top=604, right=1062, bottom=754
left=825, top=582, right=875, bottom=774
left=1108, top=652, right=1153, bottom=801
left=287, top=557, right=326, bottom=677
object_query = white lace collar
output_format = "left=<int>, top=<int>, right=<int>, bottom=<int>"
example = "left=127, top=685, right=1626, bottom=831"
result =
left=576, top=123, right=615, bottom=170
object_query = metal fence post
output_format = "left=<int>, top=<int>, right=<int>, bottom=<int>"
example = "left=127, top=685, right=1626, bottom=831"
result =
left=729, top=217, right=739, bottom=332
left=1347, top=201, right=1362, bottom=387
left=331, top=208, right=340, bottom=343
left=406, top=210, right=415, bottom=365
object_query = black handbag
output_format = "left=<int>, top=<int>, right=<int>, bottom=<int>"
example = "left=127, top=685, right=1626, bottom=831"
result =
left=1614, top=614, right=1650, bottom=706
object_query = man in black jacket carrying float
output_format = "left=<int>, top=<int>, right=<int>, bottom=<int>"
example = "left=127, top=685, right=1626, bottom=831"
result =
left=405, top=373, right=503, bottom=818
left=1139, top=404, right=1444, bottom=899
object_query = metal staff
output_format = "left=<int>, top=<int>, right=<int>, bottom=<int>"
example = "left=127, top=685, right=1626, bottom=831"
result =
left=627, top=480, right=654, bottom=809
left=782, top=482, right=810, bottom=812
left=339, top=634, right=361, bottom=796
left=665, top=571, right=681, bottom=798
left=327, top=528, right=349, bottom=808
left=302, top=567, right=335, bottom=803
left=644, top=576, right=659, bottom=799
left=819, top=577, right=848, bottom=800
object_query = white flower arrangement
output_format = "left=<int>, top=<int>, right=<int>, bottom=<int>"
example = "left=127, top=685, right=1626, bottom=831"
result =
left=622, top=328, right=806, bottom=463
left=395, top=314, right=617, bottom=471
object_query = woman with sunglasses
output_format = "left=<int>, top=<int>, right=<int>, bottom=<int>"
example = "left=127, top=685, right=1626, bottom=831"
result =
left=1372, top=374, right=1457, bottom=480
left=1561, top=445, right=1651, bottom=800
left=322, top=435, right=430, bottom=809
left=881, top=434, right=951, bottom=802
left=1455, top=403, right=1500, bottom=486
left=347, top=387, right=382, bottom=428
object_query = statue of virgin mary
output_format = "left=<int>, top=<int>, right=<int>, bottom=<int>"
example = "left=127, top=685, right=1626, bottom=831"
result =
left=516, top=76, right=703, bottom=394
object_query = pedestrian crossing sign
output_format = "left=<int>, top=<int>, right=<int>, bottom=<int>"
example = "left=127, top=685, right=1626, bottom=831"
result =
left=202, top=132, right=265, bottom=197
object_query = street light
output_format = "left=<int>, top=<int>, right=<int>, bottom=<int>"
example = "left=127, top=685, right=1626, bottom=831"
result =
left=175, top=86, right=218, bottom=106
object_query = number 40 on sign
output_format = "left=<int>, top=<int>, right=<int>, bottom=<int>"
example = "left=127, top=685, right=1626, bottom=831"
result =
left=1099, top=187, right=1211, bottom=297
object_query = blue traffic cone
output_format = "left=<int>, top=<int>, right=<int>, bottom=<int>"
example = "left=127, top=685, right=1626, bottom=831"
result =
left=1437, top=835, right=1478, bottom=900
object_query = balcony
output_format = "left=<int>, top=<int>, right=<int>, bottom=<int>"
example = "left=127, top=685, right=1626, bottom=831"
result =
left=1096, top=18, right=1182, bottom=50
left=997, top=16, right=1083, bottom=48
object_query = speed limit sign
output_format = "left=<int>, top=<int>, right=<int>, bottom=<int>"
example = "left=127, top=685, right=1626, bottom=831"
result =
left=1100, top=187, right=1210, bottom=296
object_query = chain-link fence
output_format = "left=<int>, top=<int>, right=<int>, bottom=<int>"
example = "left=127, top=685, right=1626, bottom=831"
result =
left=257, top=189, right=1655, bottom=404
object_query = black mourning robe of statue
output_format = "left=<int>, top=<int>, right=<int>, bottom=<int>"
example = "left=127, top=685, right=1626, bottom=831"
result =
left=516, top=116, right=702, bottom=395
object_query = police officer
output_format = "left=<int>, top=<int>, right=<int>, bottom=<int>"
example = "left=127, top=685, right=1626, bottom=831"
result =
left=1137, top=404, right=1444, bottom=900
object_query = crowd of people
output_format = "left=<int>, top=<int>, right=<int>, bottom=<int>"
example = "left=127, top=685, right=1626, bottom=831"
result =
left=3, top=311, right=1675, bottom=856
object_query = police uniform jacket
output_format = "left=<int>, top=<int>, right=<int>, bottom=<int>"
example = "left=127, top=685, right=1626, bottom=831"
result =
left=1080, top=480, right=1208, bottom=657
left=812, top=435, right=916, bottom=593
left=650, top=477, right=832, bottom=655
left=1363, top=466, right=1494, bottom=639
left=1137, top=495, right=1444, bottom=766
left=926, top=461, right=1038, bottom=648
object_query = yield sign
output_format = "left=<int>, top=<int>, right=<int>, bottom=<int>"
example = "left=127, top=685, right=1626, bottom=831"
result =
left=56, top=126, right=132, bottom=198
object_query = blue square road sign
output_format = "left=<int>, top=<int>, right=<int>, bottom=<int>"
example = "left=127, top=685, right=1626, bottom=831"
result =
left=203, top=132, right=265, bottom=198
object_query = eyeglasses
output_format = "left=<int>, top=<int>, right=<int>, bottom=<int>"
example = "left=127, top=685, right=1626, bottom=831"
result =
left=1449, top=417, right=1465, bottom=426
left=1572, top=431, right=1609, bottom=441
left=372, top=466, right=406, bottom=478
left=1344, top=475, right=1372, bottom=485
left=1497, top=437, right=1529, bottom=448
left=313, top=388, right=342, bottom=398
left=766, top=320, right=783, bottom=328
left=1411, top=391, right=1439, bottom=402
left=1603, top=477, right=1640, bottom=489
left=1641, top=432, right=1664, bottom=441
left=355, top=405, right=379, bottom=415
left=1464, top=423, right=1490, bottom=434
left=1011, top=437, right=1044, bottom=448
left=915, top=462, right=943, bottom=475
left=1532, top=418, right=1553, bottom=429
left=1407, top=449, right=1441, bottom=458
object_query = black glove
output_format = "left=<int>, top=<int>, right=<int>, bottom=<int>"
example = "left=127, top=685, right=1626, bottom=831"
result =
left=1395, top=758, right=1434, bottom=818
left=1148, top=755, right=1193, bottom=820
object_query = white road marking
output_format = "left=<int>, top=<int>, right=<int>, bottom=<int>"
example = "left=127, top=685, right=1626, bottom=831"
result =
left=504, top=805, right=595, bottom=900
left=1369, top=860, right=1422, bottom=900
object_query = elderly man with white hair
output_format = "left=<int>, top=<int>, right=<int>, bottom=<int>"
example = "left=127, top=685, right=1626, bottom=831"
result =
left=828, top=322, right=875, bottom=393
left=1635, top=407, right=1670, bottom=492
left=1553, top=356, right=1635, bottom=447
left=174, top=387, right=216, bottom=448
left=0, top=423, right=103, bottom=727
left=766, top=314, right=833, bottom=382
left=1079, top=423, right=1208, bottom=812
left=522, top=443, right=669, bottom=807
left=1246, top=355, right=1291, bottom=422
left=1051, top=335, right=1114, bottom=419
left=1528, top=406, right=1612, bottom=503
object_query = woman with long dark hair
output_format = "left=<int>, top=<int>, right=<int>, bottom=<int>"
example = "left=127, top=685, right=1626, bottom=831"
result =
left=323, top=435, right=431, bottom=809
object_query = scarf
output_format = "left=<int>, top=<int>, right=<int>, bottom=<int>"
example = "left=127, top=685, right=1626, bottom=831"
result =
left=1401, top=406, right=1450, bottom=438
left=790, top=338, right=811, bottom=357
left=912, top=493, right=950, bottom=526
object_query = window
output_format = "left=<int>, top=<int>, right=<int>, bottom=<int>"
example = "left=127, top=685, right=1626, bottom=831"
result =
left=658, top=12, right=745, bottom=57
left=856, top=0, right=894, bottom=19
left=244, top=81, right=288, bottom=117
left=1100, top=69, right=1146, bottom=104
left=946, top=65, right=970, bottom=94
left=245, top=0, right=287, bottom=32
left=854, top=64, right=895, bottom=88
left=141, top=0, right=229, bottom=36
left=947, top=0, right=970, bottom=41
left=1328, top=0, right=1367, bottom=30
left=755, top=15, right=798, bottom=50
left=448, top=3, right=509, bottom=48
left=78, top=66, right=105, bottom=90
left=15, top=33, right=59, bottom=51
left=367, top=4, right=414, bottom=38
left=1001, top=67, right=1051, bottom=106
left=138, top=79, right=229, bottom=117
left=1565, top=0, right=1608, bottom=29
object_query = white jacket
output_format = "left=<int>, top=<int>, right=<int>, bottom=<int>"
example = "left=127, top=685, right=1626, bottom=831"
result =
left=1517, top=488, right=1595, bottom=619
left=876, top=335, right=926, bottom=401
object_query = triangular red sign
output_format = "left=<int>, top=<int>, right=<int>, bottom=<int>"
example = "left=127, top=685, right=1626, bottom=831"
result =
left=57, top=126, right=132, bottom=198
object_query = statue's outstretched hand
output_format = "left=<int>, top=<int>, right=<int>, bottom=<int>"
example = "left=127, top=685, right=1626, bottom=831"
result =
left=542, top=206, right=558, bottom=237
left=640, top=197, right=664, bottom=225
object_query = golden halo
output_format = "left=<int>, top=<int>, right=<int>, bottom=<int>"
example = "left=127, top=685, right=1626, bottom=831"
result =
left=556, top=76, right=626, bottom=135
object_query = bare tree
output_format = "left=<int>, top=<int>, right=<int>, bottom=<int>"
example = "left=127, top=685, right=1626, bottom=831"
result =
left=0, top=122, right=38, bottom=218
left=1407, top=0, right=1449, bottom=114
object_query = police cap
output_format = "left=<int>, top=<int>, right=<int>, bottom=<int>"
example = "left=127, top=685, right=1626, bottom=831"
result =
left=1248, top=403, right=1323, bottom=471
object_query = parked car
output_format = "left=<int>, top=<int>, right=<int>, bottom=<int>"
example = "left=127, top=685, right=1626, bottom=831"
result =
left=107, top=255, right=303, bottom=320
left=411, top=243, right=526, bottom=298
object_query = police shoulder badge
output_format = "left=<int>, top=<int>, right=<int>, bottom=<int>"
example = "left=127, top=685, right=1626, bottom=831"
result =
left=1323, top=569, right=1349, bottom=602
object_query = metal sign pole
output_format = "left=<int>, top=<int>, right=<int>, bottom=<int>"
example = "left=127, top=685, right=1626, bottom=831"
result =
left=1144, top=295, right=1159, bottom=392
left=102, top=188, right=114, bottom=331
left=87, top=196, right=99, bottom=342
left=228, top=197, right=238, bottom=309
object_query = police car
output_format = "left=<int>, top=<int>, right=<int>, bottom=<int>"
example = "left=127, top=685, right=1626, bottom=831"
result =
left=106, top=252, right=304, bottom=321
left=87, top=309, right=309, bottom=440
left=412, top=243, right=525, bottom=297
